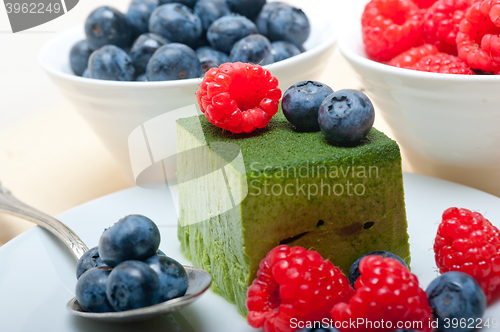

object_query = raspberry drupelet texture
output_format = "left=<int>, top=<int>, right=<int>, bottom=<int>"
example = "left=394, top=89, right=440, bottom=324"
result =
left=434, top=207, right=500, bottom=303
left=422, top=0, right=473, bottom=55
left=389, top=44, right=474, bottom=73
left=361, top=0, right=424, bottom=61
left=246, top=245, right=354, bottom=332
left=414, top=0, right=439, bottom=8
left=332, top=256, right=433, bottom=332
left=456, top=0, right=500, bottom=71
left=196, top=62, right=282, bottom=134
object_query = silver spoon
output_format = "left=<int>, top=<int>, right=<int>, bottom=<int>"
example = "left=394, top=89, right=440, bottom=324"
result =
left=0, top=184, right=211, bottom=323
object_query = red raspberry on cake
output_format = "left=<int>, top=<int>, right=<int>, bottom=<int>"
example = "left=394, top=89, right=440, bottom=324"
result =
left=332, top=256, right=433, bottom=332
left=196, top=62, right=282, bottom=134
left=456, top=0, right=500, bottom=71
left=434, top=207, right=500, bottom=303
left=422, top=0, right=473, bottom=55
left=246, top=245, right=353, bottom=332
left=361, top=0, right=424, bottom=62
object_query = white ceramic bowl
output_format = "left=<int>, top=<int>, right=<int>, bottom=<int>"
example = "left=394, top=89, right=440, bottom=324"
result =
left=39, top=2, right=336, bottom=183
left=339, top=25, right=500, bottom=196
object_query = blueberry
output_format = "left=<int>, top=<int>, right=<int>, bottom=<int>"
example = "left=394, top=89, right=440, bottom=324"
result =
left=158, top=0, right=197, bottom=9
left=146, top=43, right=202, bottom=81
left=271, top=41, right=300, bottom=62
left=282, top=81, right=333, bottom=132
left=82, top=69, right=91, bottom=78
left=318, top=89, right=375, bottom=146
left=75, top=266, right=115, bottom=313
left=69, top=40, right=94, bottom=76
left=145, top=255, right=188, bottom=302
left=194, top=0, right=231, bottom=33
left=88, top=45, right=135, bottom=81
left=267, top=5, right=310, bottom=48
left=130, top=33, right=168, bottom=75
left=426, top=272, right=486, bottom=332
left=349, top=251, right=408, bottom=288
left=125, top=0, right=159, bottom=39
left=136, top=73, right=148, bottom=81
left=84, top=6, right=132, bottom=50
left=98, top=214, right=160, bottom=267
left=76, top=246, right=106, bottom=279
left=149, top=4, right=202, bottom=49
left=229, top=34, right=273, bottom=65
left=157, top=249, right=166, bottom=256
left=196, top=46, right=228, bottom=73
left=225, top=0, right=266, bottom=20
left=255, top=2, right=287, bottom=36
left=207, top=14, right=258, bottom=53
left=106, top=260, right=161, bottom=311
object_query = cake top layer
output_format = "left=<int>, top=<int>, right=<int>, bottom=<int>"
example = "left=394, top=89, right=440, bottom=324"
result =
left=176, top=110, right=400, bottom=174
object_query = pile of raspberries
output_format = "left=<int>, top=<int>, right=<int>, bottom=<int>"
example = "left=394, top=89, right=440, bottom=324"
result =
left=362, top=0, right=500, bottom=74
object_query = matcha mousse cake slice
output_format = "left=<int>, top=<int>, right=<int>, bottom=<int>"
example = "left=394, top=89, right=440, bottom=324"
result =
left=176, top=111, right=410, bottom=315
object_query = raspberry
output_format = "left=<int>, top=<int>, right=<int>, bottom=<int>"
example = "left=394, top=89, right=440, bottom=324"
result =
left=389, top=44, right=474, bottom=73
left=246, top=245, right=354, bottom=332
left=332, top=256, right=433, bottom=332
left=456, top=0, right=500, bottom=71
left=422, top=0, right=473, bottom=55
left=434, top=207, right=500, bottom=303
left=196, top=62, right=282, bottom=134
left=389, top=44, right=439, bottom=68
left=414, top=0, right=439, bottom=8
left=361, top=0, right=424, bottom=61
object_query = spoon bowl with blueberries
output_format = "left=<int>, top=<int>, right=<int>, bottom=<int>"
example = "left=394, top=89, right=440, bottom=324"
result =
left=0, top=185, right=211, bottom=323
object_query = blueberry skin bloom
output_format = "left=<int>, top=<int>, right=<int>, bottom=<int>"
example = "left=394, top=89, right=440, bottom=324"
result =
left=196, top=46, right=228, bottom=73
left=194, top=0, right=231, bottom=33
left=125, top=0, right=159, bottom=39
left=76, top=246, right=106, bottom=279
left=271, top=41, right=301, bottom=62
left=229, top=34, right=273, bottom=65
left=426, top=271, right=486, bottom=332
left=69, top=40, right=94, bottom=76
left=255, top=2, right=287, bottom=36
left=149, top=4, right=202, bottom=49
left=98, top=214, right=161, bottom=267
left=130, top=33, right=168, bottom=75
left=348, top=251, right=408, bottom=288
left=159, top=0, right=197, bottom=9
left=106, top=261, right=161, bottom=311
left=267, top=5, right=310, bottom=48
left=75, top=266, right=115, bottom=313
left=84, top=6, right=132, bottom=50
left=147, top=43, right=202, bottom=81
left=145, top=255, right=188, bottom=302
left=207, top=14, right=258, bottom=53
left=318, top=89, right=375, bottom=146
left=88, top=45, right=135, bottom=81
left=282, top=81, right=333, bottom=132
left=226, top=0, right=266, bottom=20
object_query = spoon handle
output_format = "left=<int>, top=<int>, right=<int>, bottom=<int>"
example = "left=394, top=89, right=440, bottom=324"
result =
left=0, top=185, right=88, bottom=260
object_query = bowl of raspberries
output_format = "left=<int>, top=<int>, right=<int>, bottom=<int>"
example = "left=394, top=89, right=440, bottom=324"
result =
left=38, top=0, right=336, bottom=181
left=338, top=0, right=500, bottom=196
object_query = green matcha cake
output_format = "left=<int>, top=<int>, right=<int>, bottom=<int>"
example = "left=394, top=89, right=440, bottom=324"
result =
left=176, top=111, right=410, bottom=315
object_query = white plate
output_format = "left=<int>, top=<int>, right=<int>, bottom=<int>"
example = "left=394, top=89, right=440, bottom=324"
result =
left=1, top=173, right=500, bottom=332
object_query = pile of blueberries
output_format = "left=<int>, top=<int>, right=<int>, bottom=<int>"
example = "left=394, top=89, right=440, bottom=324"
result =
left=281, top=81, right=375, bottom=147
left=70, top=0, right=310, bottom=82
left=75, top=214, right=188, bottom=312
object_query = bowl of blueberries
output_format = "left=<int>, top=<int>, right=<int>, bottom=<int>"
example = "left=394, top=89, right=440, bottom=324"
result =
left=39, top=0, right=336, bottom=181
